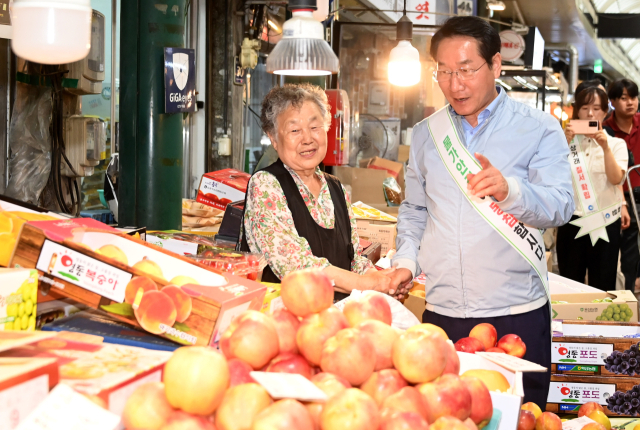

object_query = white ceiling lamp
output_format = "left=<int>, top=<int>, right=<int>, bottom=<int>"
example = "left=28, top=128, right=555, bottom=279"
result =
left=11, top=0, right=92, bottom=64
left=388, top=0, right=421, bottom=87
left=266, top=0, right=339, bottom=76
left=487, top=1, right=506, bottom=11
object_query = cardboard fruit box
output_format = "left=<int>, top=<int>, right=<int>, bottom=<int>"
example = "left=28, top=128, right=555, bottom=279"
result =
left=551, top=320, right=640, bottom=377
left=196, top=168, right=250, bottom=210
left=9, top=218, right=267, bottom=347
left=547, top=374, right=640, bottom=417
left=550, top=290, right=637, bottom=322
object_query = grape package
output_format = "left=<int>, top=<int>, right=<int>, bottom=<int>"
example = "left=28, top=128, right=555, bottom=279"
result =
left=604, top=342, right=640, bottom=376
left=606, top=384, right=640, bottom=416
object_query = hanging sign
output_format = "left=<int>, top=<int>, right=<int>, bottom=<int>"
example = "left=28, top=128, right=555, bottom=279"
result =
left=500, top=30, right=526, bottom=62
left=164, top=47, right=196, bottom=113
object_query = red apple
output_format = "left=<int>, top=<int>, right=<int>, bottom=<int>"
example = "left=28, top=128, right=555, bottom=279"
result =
left=361, top=369, right=408, bottom=406
left=216, top=383, right=272, bottom=430
left=469, top=323, right=498, bottom=350
left=343, top=292, right=392, bottom=326
left=265, top=353, right=313, bottom=379
left=280, top=269, right=334, bottom=318
left=320, top=388, right=380, bottom=430
left=227, top=358, right=254, bottom=387
left=497, top=334, right=526, bottom=358
left=486, top=347, right=506, bottom=353
left=220, top=310, right=280, bottom=369
left=534, top=412, right=562, bottom=430
left=517, top=410, right=536, bottom=430
left=320, top=328, right=376, bottom=386
left=392, top=330, right=448, bottom=384
left=251, top=399, right=314, bottom=430
left=443, top=341, right=461, bottom=375
left=380, top=386, right=429, bottom=421
left=454, top=337, right=486, bottom=354
left=430, top=416, right=469, bottom=430
left=306, top=373, right=351, bottom=430
left=417, top=374, right=472, bottom=422
left=461, top=375, right=493, bottom=427
left=380, top=411, right=430, bottom=430
left=297, top=307, right=348, bottom=366
left=356, top=320, right=400, bottom=371
left=272, top=308, right=300, bottom=354
left=577, top=401, right=605, bottom=417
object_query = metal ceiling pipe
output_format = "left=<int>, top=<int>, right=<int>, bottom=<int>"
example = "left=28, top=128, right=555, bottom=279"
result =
left=545, top=43, right=579, bottom=96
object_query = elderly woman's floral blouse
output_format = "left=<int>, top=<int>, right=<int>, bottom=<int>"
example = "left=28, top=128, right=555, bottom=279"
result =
left=244, top=163, right=375, bottom=279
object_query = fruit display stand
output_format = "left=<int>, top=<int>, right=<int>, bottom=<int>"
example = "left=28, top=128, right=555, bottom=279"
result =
left=9, top=218, right=267, bottom=347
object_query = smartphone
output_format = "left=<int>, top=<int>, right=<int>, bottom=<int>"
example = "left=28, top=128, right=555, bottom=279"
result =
left=570, top=119, right=600, bottom=134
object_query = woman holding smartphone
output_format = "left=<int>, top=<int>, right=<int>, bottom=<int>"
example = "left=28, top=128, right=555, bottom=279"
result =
left=557, top=86, right=629, bottom=290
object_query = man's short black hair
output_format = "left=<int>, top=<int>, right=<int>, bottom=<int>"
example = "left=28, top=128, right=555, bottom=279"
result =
left=608, top=78, right=639, bottom=100
left=429, top=16, right=501, bottom=68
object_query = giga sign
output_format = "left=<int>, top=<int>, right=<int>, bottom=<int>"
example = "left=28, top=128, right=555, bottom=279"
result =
left=164, top=47, right=196, bottom=113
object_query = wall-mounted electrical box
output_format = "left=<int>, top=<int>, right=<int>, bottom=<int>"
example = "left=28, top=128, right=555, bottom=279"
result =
left=61, top=116, right=107, bottom=177
left=65, top=10, right=106, bottom=96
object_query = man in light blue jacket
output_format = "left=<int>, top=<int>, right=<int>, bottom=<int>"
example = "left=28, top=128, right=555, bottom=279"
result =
left=390, top=16, right=574, bottom=406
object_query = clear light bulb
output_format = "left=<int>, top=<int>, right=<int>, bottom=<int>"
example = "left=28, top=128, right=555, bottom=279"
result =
left=388, top=40, right=421, bottom=87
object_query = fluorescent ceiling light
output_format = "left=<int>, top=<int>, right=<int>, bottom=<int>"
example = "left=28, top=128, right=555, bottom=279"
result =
left=487, top=1, right=506, bottom=11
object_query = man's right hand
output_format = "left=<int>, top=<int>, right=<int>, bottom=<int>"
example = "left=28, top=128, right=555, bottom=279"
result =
left=387, top=268, right=414, bottom=300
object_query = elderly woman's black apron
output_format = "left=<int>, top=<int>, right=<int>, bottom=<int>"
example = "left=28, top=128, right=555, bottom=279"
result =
left=240, top=159, right=354, bottom=302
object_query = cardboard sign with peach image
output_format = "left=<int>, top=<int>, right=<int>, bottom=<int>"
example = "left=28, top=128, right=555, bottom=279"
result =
left=11, top=218, right=266, bottom=347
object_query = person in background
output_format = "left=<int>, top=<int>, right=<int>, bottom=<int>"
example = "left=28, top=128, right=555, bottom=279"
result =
left=557, top=86, right=628, bottom=290
left=604, top=79, right=640, bottom=291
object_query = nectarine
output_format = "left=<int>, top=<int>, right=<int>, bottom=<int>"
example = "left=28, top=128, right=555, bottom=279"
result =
left=517, top=410, right=536, bottom=430
left=417, top=374, right=471, bottom=422
left=216, top=383, right=272, bottom=430
left=454, top=337, right=485, bottom=354
left=220, top=310, right=280, bottom=369
left=461, top=375, right=493, bottom=428
left=534, top=412, right=562, bottom=430
left=392, top=330, right=448, bottom=383
left=297, top=307, right=348, bottom=366
left=251, top=399, right=314, bottom=430
left=272, top=308, right=300, bottom=354
left=469, top=323, right=498, bottom=350
left=356, top=319, right=400, bottom=371
left=361, top=369, right=408, bottom=406
left=320, top=328, right=376, bottom=386
left=320, top=388, right=380, bottom=430
left=381, top=386, right=429, bottom=422
left=122, top=382, right=174, bottom=430
left=343, top=292, right=392, bottom=326
left=280, top=269, right=334, bottom=318
left=521, top=402, right=542, bottom=420
left=497, top=334, right=526, bottom=358
left=265, top=353, right=313, bottom=379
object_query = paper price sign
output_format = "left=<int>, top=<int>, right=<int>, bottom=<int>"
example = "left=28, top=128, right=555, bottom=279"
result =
left=36, top=239, right=132, bottom=303
left=250, top=372, right=328, bottom=402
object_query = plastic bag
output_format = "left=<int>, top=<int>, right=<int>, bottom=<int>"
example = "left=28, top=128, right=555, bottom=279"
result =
left=334, top=290, right=421, bottom=330
left=383, top=177, right=402, bottom=206
left=6, top=83, right=52, bottom=204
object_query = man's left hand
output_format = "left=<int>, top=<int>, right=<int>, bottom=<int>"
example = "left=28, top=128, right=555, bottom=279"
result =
left=467, top=153, right=509, bottom=202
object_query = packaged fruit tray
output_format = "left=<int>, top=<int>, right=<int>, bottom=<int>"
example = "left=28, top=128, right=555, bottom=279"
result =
left=186, top=250, right=267, bottom=281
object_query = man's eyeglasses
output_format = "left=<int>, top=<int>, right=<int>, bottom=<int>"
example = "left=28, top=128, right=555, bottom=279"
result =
left=433, top=62, right=488, bottom=82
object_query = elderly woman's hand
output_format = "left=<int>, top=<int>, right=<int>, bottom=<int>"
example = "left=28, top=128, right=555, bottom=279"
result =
left=358, top=268, right=396, bottom=294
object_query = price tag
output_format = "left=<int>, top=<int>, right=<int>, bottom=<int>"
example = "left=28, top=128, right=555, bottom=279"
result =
left=35, top=239, right=132, bottom=303
left=250, top=372, right=328, bottom=402
left=16, top=383, right=121, bottom=430
left=476, top=352, right=548, bottom=372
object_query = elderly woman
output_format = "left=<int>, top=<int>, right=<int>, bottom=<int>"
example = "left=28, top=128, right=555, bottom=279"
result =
left=240, top=84, right=394, bottom=300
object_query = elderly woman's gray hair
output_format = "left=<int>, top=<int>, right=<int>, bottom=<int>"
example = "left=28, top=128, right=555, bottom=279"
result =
left=260, top=83, right=332, bottom=137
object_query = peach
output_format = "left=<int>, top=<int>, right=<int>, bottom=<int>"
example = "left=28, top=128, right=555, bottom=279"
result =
left=380, top=386, right=429, bottom=421
left=380, top=411, right=430, bottom=430
left=454, top=337, right=485, bottom=354
left=521, top=402, right=542, bottom=420
left=251, top=399, right=314, bottom=430
left=97, top=244, right=129, bottom=265
left=306, top=373, right=351, bottom=429
left=227, top=358, right=254, bottom=387
left=272, top=308, right=301, bottom=354
left=161, top=285, right=193, bottom=323
left=486, top=347, right=506, bottom=353
left=361, top=369, right=408, bottom=406
left=216, top=383, right=272, bottom=430
left=469, top=323, right=498, bottom=350
left=578, top=401, right=605, bottom=417
left=163, top=346, right=230, bottom=415
left=582, top=424, right=607, bottom=430
left=443, top=341, right=461, bottom=375
left=320, top=328, right=376, bottom=386
left=320, top=388, right=380, bottom=430
left=587, top=411, right=611, bottom=429
left=297, top=307, right=348, bottom=366
left=280, top=269, right=334, bottom=318
left=417, top=374, right=471, bottom=422
left=122, top=382, right=174, bottom=430
left=133, top=256, right=165, bottom=280
left=134, top=290, right=177, bottom=335
left=392, top=330, right=448, bottom=383
left=160, top=410, right=215, bottom=430
left=535, top=412, right=562, bottom=430
left=356, top=320, right=400, bottom=371
left=497, top=334, right=527, bottom=358
left=407, top=323, right=449, bottom=340
left=461, top=375, right=493, bottom=428
left=265, top=353, right=313, bottom=379
left=430, top=416, right=469, bottom=430
left=461, top=369, right=510, bottom=393
left=517, top=410, right=536, bottom=430
left=220, top=310, right=280, bottom=369
left=124, top=276, right=158, bottom=304
left=343, top=292, right=392, bottom=326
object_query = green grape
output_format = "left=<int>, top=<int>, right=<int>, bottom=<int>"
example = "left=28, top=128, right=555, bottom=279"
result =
left=596, top=316, right=602, bottom=321
left=24, top=300, right=33, bottom=316
left=4, top=321, right=12, bottom=330
left=614, top=308, right=621, bottom=315
left=621, top=303, right=629, bottom=310
left=20, top=314, right=29, bottom=330
left=624, top=316, right=631, bottom=322
left=603, top=298, right=613, bottom=302
left=605, top=310, right=614, bottom=318
left=27, top=316, right=36, bottom=331
left=613, top=314, right=621, bottom=321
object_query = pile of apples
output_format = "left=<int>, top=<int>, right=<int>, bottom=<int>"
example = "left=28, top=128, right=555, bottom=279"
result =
left=518, top=401, right=612, bottom=430
left=121, top=269, right=496, bottom=430
left=454, top=323, right=527, bottom=358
